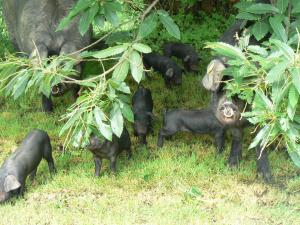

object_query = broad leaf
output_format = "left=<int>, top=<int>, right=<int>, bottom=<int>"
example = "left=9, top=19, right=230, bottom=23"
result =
left=92, top=45, right=128, bottom=59
left=129, top=50, right=143, bottom=83
left=249, top=125, right=271, bottom=149
left=266, top=60, right=289, bottom=83
left=252, top=21, right=269, bottom=41
left=112, top=58, right=129, bottom=82
left=137, top=13, right=158, bottom=39
left=246, top=3, right=280, bottom=14
left=79, top=5, right=98, bottom=36
left=157, top=10, right=180, bottom=39
left=269, top=16, right=288, bottom=43
left=110, top=103, right=123, bottom=137
left=132, top=43, right=152, bottom=54
left=93, top=107, right=112, bottom=141
left=291, top=68, right=300, bottom=94
left=276, top=0, right=289, bottom=14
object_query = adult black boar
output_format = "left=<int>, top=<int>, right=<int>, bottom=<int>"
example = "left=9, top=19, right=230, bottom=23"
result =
left=0, top=129, right=55, bottom=203
left=2, top=0, right=92, bottom=112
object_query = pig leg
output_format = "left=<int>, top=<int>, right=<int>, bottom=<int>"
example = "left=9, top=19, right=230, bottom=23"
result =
left=228, top=128, right=243, bottom=167
left=43, top=145, right=56, bottom=175
left=109, top=156, right=117, bottom=173
left=94, top=156, right=102, bottom=177
left=256, top=145, right=272, bottom=183
left=157, top=129, right=176, bottom=148
left=214, top=129, right=225, bottom=154
left=42, top=95, right=53, bottom=112
left=139, top=135, right=147, bottom=145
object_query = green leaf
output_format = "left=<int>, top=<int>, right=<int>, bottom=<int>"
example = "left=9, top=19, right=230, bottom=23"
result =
left=137, top=13, right=158, bottom=39
left=59, top=111, right=82, bottom=136
left=117, top=82, right=131, bottom=94
left=104, top=3, right=119, bottom=27
left=286, top=139, right=300, bottom=168
left=276, top=0, right=289, bottom=13
left=12, top=73, right=30, bottom=99
left=251, top=21, right=269, bottom=41
left=291, top=0, right=300, bottom=14
left=121, top=103, right=134, bottom=123
left=110, top=103, right=123, bottom=137
left=91, top=45, right=128, bottom=59
left=269, top=16, right=288, bottom=43
left=246, top=3, right=280, bottom=14
left=266, top=60, right=289, bottom=83
left=132, top=43, right=152, bottom=54
left=206, top=42, right=246, bottom=60
left=255, top=89, right=273, bottom=110
left=249, top=125, right=271, bottom=149
left=236, top=12, right=260, bottom=21
left=247, top=45, right=268, bottom=57
left=93, top=107, right=112, bottom=141
left=289, top=85, right=299, bottom=108
left=129, top=50, right=143, bottom=83
left=157, top=10, right=180, bottom=39
left=94, top=15, right=105, bottom=27
left=57, top=0, right=91, bottom=31
left=112, top=59, right=129, bottom=82
left=79, top=5, right=98, bottom=36
left=270, top=39, right=295, bottom=62
left=291, top=68, right=300, bottom=94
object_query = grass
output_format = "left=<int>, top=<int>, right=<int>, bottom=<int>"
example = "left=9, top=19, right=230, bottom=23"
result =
left=0, top=11, right=300, bottom=225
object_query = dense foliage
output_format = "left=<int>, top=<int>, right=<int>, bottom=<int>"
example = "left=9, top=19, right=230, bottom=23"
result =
left=207, top=0, right=300, bottom=167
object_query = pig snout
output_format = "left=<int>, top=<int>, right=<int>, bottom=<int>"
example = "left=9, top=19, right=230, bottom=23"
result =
left=217, top=101, right=241, bottom=126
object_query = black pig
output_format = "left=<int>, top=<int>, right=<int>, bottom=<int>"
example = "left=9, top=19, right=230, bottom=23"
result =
left=201, top=20, right=272, bottom=182
left=157, top=109, right=225, bottom=153
left=0, top=130, right=55, bottom=203
left=143, top=52, right=183, bottom=88
left=163, top=42, right=199, bottom=72
left=132, top=85, right=154, bottom=145
left=87, top=128, right=131, bottom=176
left=2, top=0, right=92, bottom=112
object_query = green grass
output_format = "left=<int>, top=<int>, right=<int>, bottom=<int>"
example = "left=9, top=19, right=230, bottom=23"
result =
left=0, top=12, right=300, bottom=225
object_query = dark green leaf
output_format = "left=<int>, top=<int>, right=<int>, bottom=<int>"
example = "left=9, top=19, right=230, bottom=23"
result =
left=79, top=5, right=99, bottom=36
left=276, top=0, right=289, bottom=14
left=137, top=13, right=158, bottom=39
left=236, top=12, right=260, bottom=21
left=251, top=21, right=269, bottom=41
left=121, top=103, right=134, bottom=122
left=246, top=3, right=280, bottom=14
left=269, top=16, right=288, bottom=43
left=94, top=15, right=105, bottom=27
left=157, top=10, right=180, bottom=39
left=104, top=3, right=120, bottom=27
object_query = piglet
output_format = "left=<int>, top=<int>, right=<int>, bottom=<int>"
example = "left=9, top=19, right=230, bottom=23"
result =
left=0, top=129, right=55, bottom=203
left=157, top=109, right=225, bottom=154
left=87, top=127, right=131, bottom=176
left=143, top=52, right=183, bottom=88
left=163, top=42, right=199, bottom=72
left=132, top=85, right=154, bottom=145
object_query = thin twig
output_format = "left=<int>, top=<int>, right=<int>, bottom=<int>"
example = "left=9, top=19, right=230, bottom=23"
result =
left=141, top=0, right=159, bottom=21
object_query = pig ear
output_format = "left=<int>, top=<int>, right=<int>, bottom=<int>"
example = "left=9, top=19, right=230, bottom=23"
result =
left=183, top=55, right=190, bottom=62
left=166, top=68, right=174, bottom=77
left=4, top=175, right=21, bottom=192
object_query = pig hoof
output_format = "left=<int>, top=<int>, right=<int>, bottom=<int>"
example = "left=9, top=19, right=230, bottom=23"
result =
left=228, top=158, right=239, bottom=167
